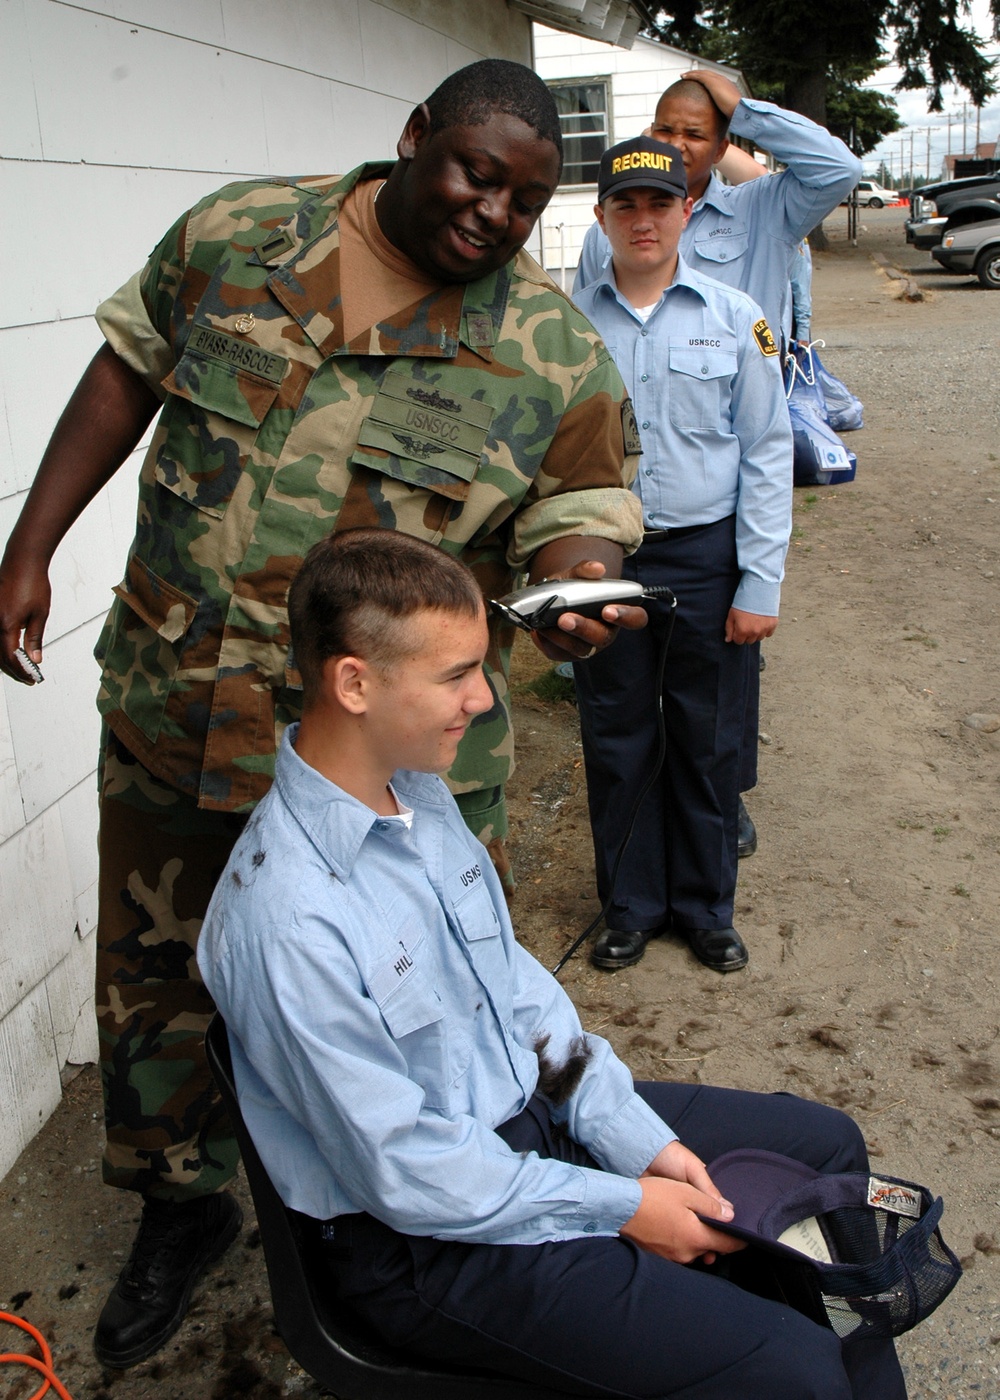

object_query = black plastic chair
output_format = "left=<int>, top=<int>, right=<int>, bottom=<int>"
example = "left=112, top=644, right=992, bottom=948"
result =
left=205, top=1014, right=586, bottom=1400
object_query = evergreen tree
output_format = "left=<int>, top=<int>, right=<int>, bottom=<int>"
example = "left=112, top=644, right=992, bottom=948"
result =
left=644, top=0, right=996, bottom=241
left=645, top=0, right=998, bottom=130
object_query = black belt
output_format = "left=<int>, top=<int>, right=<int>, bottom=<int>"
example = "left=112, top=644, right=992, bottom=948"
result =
left=642, top=521, right=721, bottom=543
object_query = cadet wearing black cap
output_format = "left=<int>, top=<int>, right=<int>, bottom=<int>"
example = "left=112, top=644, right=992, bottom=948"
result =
left=573, top=135, right=794, bottom=974
left=597, top=134, right=688, bottom=201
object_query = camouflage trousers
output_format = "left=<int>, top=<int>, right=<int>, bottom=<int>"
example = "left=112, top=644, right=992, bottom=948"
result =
left=96, top=729, right=510, bottom=1200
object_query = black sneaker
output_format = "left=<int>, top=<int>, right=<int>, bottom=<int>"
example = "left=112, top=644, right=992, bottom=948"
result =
left=94, top=1191, right=243, bottom=1368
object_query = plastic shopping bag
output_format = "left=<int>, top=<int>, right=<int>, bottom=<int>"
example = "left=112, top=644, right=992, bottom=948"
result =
left=807, top=343, right=864, bottom=432
left=785, top=343, right=857, bottom=487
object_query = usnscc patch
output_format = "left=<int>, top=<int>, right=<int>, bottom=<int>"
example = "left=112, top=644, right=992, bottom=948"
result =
left=753, top=318, right=778, bottom=356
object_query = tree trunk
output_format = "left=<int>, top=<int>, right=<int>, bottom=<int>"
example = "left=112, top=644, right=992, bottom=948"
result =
left=785, top=38, right=834, bottom=250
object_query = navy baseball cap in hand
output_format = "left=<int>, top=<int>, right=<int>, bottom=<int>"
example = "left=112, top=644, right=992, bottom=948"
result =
left=701, top=1149, right=962, bottom=1341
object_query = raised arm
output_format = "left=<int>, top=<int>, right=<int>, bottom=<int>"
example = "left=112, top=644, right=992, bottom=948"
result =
left=0, top=344, right=161, bottom=681
left=683, top=70, right=861, bottom=239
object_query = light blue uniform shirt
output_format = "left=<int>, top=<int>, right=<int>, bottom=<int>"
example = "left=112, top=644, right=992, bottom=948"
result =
left=574, top=98, right=862, bottom=337
left=790, top=240, right=813, bottom=342
left=198, top=727, right=674, bottom=1241
left=574, top=255, right=792, bottom=616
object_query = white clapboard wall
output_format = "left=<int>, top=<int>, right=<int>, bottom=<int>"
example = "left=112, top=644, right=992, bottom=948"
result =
left=0, top=0, right=533, bottom=1179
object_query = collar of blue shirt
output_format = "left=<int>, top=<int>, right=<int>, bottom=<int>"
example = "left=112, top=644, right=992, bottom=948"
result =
left=592, top=250, right=709, bottom=320
left=273, top=723, right=449, bottom=881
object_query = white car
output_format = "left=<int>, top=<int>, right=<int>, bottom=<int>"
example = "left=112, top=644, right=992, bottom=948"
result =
left=852, top=180, right=897, bottom=208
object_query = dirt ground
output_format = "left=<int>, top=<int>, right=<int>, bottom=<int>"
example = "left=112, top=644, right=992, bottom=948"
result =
left=2, top=206, right=998, bottom=1399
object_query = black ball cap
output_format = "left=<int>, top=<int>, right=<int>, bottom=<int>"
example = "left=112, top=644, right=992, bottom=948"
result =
left=598, top=136, right=687, bottom=202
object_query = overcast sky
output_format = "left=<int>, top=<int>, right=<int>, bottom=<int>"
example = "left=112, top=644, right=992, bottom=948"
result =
left=862, top=0, right=999, bottom=179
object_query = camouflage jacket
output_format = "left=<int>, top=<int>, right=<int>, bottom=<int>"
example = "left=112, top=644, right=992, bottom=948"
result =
left=95, top=163, right=642, bottom=812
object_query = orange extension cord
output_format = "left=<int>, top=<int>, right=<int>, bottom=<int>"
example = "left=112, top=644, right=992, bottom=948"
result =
left=0, top=1311, right=74, bottom=1400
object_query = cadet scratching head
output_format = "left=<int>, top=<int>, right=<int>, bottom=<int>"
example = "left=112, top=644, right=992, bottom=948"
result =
left=288, top=528, right=484, bottom=702
left=656, top=78, right=731, bottom=142
left=648, top=79, right=731, bottom=201
left=380, top=61, right=561, bottom=283
left=598, top=137, right=688, bottom=204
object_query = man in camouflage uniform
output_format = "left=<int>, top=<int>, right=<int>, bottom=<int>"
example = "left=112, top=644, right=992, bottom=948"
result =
left=0, top=60, right=643, bottom=1367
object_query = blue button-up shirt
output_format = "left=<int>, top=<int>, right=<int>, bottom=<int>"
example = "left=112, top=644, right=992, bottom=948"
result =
left=574, top=255, right=792, bottom=615
left=197, top=727, right=674, bottom=1241
left=574, top=98, right=862, bottom=337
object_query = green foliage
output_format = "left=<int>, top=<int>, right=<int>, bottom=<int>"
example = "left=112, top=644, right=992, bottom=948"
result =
left=826, top=78, right=904, bottom=153
left=642, top=0, right=998, bottom=138
left=890, top=0, right=999, bottom=109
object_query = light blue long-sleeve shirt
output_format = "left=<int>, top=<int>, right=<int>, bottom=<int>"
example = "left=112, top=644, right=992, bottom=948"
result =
left=197, top=727, right=674, bottom=1241
left=574, top=255, right=792, bottom=616
left=574, top=98, right=861, bottom=337
left=790, top=239, right=813, bottom=341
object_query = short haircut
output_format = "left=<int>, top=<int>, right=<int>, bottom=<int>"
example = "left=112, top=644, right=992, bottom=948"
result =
left=288, top=529, right=484, bottom=698
left=425, top=59, right=563, bottom=161
left=657, top=79, right=730, bottom=142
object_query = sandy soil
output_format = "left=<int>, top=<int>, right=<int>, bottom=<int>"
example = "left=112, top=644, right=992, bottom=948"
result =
left=2, top=206, right=998, bottom=1399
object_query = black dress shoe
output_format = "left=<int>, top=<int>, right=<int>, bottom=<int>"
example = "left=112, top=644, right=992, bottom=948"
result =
left=591, top=926, right=660, bottom=970
left=94, top=1190, right=243, bottom=1369
left=737, top=796, right=757, bottom=859
left=686, top=927, right=748, bottom=973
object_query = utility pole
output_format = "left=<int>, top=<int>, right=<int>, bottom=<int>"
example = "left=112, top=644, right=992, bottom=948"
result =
left=926, top=126, right=932, bottom=182
left=976, top=103, right=981, bottom=156
left=909, top=128, right=914, bottom=186
left=962, top=102, right=968, bottom=158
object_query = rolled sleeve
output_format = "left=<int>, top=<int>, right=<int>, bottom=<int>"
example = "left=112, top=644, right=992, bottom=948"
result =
left=96, top=271, right=174, bottom=397
left=510, top=487, right=643, bottom=569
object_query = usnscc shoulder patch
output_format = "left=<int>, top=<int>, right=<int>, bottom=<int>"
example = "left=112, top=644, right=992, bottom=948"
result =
left=753, top=317, right=778, bottom=356
left=621, top=397, right=643, bottom=456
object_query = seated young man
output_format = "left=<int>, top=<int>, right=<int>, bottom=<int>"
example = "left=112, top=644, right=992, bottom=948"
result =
left=197, top=528, right=904, bottom=1399
left=572, top=138, right=793, bottom=976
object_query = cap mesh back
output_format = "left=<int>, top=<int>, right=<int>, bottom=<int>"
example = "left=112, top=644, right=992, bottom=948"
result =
left=814, top=1197, right=962, bottom=1340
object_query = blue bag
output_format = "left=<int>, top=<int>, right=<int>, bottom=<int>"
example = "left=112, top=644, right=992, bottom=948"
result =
left=807, top=342, right=864, bottom=432
left=785, top=343, right=857, bottom=487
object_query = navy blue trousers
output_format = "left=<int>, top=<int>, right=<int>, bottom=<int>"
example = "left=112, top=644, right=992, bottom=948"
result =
left=324, top=1085, right=906, bottom=1399
left=740, top=645, right=760, bottom=793
left=574, top=521, right=753, bottom=933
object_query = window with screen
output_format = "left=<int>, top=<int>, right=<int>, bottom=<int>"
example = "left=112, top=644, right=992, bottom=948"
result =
left=549, top=81, right=610, bottom=186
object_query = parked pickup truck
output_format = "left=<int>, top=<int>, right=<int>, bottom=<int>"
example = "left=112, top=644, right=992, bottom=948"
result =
left=905, top=172, right=1000, bottom=250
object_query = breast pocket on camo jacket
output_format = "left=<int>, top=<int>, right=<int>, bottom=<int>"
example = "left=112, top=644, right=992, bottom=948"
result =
left=155, top=331, right=284, bottom=517
left=97, top=332, right=285, bottom=743
left=96, top=554, right=199, bottom=744
left=349, top=369, right=495, bottom=511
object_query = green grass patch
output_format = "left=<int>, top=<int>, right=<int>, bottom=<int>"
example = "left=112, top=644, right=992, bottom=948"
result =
left=515, top=667, right=576, bottom=703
